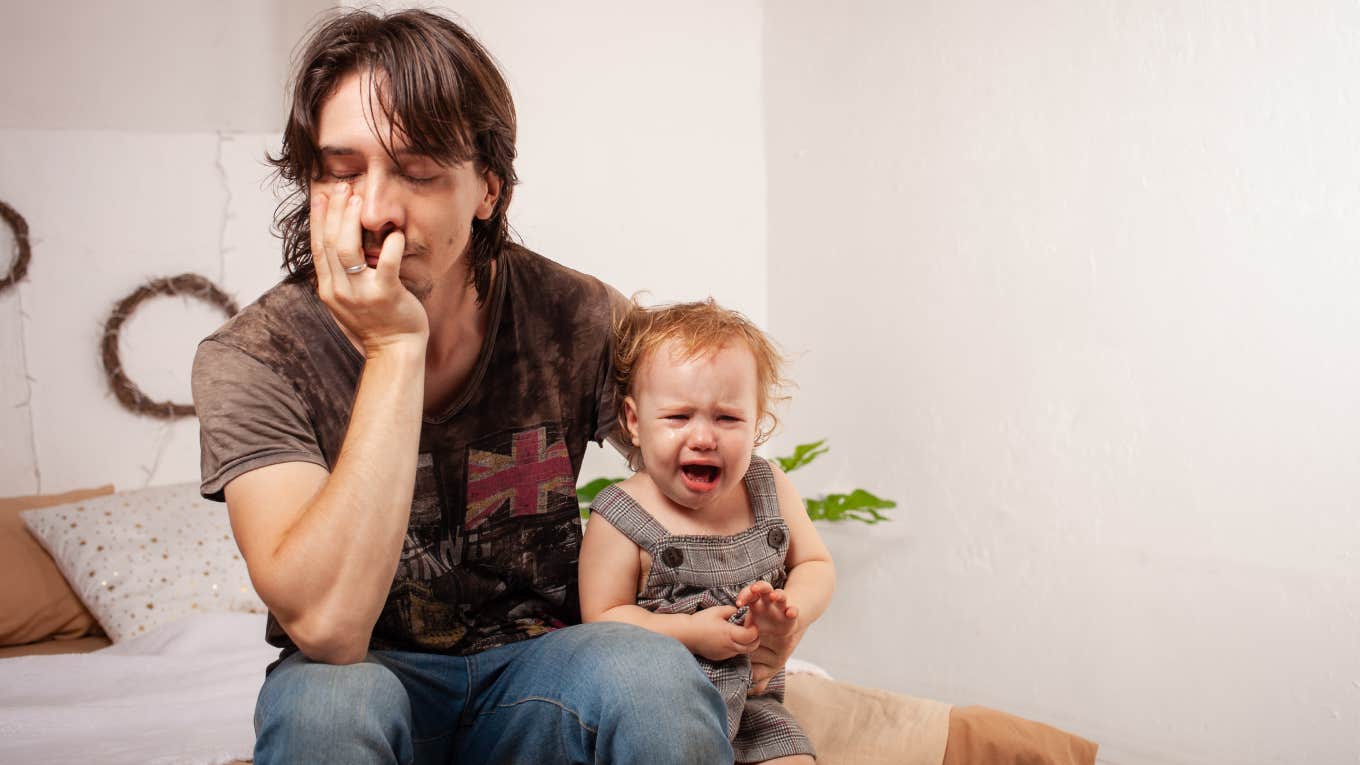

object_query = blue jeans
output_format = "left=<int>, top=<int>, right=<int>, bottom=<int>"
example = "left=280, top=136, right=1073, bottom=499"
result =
left=252, top=622, right=733, bottom=764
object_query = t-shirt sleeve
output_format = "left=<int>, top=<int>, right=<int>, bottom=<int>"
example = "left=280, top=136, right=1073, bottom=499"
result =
left=192, top=338, right=329, bottom=502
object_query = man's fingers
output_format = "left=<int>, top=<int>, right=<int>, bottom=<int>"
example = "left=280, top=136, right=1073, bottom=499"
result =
left=376, top=230, right=405, bottom=284
left=310, top=192, right=334, bottom=287
left=323, top=183, right=348, bottom=252
left=337, top=193, right=364, bottom=272
left=321, top=184, right=352, bottom=282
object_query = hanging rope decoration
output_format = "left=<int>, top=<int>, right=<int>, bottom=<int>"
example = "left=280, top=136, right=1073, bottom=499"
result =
left=101, top=273, right=238, bottom=419
left=0, top=200, right=32, bottom=293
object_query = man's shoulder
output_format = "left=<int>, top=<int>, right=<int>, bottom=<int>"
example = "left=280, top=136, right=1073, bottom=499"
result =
left=502, top=243, right=624, bottom=325
left=504, top=244, right=616, bottom=296
left=203, top=279, right=315, bottom=343
left=198, top=277, right=332, bottom=367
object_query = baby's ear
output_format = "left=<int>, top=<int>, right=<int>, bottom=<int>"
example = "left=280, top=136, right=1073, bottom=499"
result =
left=623, top=395, right=641, bottom=446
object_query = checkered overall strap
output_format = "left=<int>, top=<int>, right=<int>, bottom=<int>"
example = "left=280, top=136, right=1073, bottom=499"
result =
left=589, top=483, right=670, bottom=550
left=741, top=457, right=782, bottom=523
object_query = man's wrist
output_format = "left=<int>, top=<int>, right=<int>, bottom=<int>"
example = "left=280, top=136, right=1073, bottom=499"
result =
left=363, top=334, right=427, bottom=364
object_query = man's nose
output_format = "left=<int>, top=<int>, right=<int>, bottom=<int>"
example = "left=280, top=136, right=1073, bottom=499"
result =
left=356, top=170, right=404, bottom=234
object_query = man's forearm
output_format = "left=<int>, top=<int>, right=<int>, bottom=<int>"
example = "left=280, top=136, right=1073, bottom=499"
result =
left=266, top=341, right=426, bottom=662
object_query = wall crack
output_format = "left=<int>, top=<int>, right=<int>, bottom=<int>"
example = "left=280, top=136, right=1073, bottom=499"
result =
left=140, top=421, right=175, bottom=489
left=15, top=286, right=41, bottom=492
left=214, top=131, right=234, bottom=284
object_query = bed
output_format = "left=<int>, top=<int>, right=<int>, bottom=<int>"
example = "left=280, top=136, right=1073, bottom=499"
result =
left=0, top=484, right=1098, bottom=765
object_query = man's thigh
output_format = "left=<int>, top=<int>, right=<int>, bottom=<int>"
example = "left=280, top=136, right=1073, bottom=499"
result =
left=255, top=648, right=472, bottom=765
left=368, top=648, right=476, bottom=755
left=455, top=622, right=732, bottom=764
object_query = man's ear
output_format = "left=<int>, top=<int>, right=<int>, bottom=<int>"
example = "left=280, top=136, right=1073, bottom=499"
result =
left=623, top=396, right=641, bottom=446
left=476, top=170, right=502, bottom=220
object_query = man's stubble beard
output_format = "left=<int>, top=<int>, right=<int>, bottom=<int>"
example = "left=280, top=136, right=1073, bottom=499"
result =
left=401, top=275, right=433, bottom=303
left=397, top=247, right=433, bottom=303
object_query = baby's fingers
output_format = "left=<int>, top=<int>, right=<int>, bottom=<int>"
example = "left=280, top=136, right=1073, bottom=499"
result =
left=767, top=589, right=799, bottom=620
left=736, top=580, right=774, bottom=607
left=729, top=622, right=759, bottom=651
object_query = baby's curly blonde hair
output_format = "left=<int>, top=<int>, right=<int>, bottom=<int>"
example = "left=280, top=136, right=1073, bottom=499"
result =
left=612, top=297, right=789, bottom=471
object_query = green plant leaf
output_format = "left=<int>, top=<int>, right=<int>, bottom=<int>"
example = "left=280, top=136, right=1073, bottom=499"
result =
left=805, top=489, right=895, bottom=524
left=775, top=439, right=829, bottom=474
left=577, top=476, right=624, bottom=519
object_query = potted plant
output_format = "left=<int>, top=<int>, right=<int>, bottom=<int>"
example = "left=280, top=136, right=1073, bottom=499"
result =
left=577, top=439, right=895, bottom=524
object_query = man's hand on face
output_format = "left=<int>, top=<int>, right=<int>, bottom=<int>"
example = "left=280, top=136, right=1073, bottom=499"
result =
left=311, top=182, right=429, bottom=356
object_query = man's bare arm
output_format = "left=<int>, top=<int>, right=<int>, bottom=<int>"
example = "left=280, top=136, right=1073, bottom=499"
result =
left=225, top=185, right=429, bottom=665
left=225, top=340, right=424, bottom=664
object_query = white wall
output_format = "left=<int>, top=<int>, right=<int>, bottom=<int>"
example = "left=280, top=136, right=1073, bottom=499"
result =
left=765, top=2, right=1360, bottom=763
left=0, top=0, right=766, bottom=495
left=0, top=0, right=328, bottom=132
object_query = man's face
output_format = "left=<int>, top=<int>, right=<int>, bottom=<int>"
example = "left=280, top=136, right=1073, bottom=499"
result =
left=313, top=70, right=499, bottom=303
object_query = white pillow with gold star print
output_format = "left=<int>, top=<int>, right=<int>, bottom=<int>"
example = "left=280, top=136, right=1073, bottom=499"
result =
left=21, top=483, right=265, bottom=642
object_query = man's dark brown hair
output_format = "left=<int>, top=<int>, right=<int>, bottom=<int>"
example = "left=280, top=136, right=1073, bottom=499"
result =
left=269, top=8, right=518, bottom=303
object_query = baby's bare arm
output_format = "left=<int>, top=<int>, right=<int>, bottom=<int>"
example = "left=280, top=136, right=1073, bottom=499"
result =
left=579, top=511, right=760, bottom=660
left=744, top=463, right=837, bottom=691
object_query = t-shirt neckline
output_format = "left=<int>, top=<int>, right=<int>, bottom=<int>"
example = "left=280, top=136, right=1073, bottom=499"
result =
left=300, top=252, right=511, bottom=424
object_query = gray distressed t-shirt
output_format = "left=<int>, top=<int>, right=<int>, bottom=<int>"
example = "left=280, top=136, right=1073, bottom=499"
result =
left=192, top=244, right=621, bottom=663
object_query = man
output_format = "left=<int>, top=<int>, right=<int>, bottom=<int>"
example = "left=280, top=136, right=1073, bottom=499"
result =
left=192, top=9, right=747, bottom=763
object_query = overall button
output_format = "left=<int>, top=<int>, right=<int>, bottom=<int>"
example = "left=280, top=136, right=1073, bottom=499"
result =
left=661, top=547, right=685, bottom=568
left=766, top=527, right=787, bottom=548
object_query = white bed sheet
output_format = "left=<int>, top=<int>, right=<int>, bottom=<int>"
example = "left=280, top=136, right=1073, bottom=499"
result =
left=0, top=612, right=832, bottom=765
left=0, top=612, right=273, bottom=765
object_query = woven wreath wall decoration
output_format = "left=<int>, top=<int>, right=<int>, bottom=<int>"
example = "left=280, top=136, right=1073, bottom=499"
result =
left=0, top=200, right=32, bottom=293
left=101, top=273, right=238, bottom=419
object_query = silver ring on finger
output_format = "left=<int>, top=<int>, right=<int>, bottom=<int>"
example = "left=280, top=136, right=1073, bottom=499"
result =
left=343, top=263, right=366, bottom=274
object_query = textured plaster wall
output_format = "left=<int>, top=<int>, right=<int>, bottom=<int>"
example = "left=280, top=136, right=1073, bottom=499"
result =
left=764, top=2, right=1360, bottom=763
left=0, top=131, right=282, bottom=495
left=0, top=0, right=766, bottom=495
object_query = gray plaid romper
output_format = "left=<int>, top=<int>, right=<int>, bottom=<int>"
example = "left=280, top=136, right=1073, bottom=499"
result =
left=589, top=456, right=816, bottom=762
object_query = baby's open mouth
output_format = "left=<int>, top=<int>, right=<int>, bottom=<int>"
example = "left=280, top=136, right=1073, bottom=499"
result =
left=681, top=465, right=720, bottom=486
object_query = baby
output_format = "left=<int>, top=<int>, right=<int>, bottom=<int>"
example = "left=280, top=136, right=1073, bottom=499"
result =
left=579, top=299, right=835, bottom=765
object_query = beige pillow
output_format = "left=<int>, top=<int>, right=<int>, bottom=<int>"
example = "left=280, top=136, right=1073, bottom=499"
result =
left=785, top=673, right=952, bottom=765
left=21, top=483, right=265, bottom=642
left=0, top=485, right=112, bottom=646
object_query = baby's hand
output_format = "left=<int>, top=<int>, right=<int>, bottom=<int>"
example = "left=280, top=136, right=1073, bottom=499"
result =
left=745, top=586, right=799, bottom=641
left=690, top=605, right=760, bottom=661
left=736, top=582, right=802, bottom=695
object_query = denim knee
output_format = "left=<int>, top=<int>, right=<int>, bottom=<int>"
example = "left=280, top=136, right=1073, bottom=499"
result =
left=570, top=623, right=732, bottom=762
left=254, top=655, right=414, bottom=765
